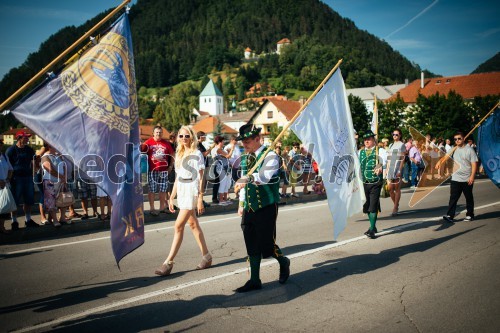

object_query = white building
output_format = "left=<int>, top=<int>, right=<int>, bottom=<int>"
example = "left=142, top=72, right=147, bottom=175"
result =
left=199, top=79, right=224, bottom=116
left=276, top=38, right=291, bottom=55
left=346, top=84, right=406, bottom=113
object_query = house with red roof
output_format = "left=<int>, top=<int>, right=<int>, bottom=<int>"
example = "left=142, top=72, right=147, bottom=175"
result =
left=277, top=38, right=291, bottom=54
left=393, top=72, right=500, bottom=105
left=248, top=97, right=302, bottom=138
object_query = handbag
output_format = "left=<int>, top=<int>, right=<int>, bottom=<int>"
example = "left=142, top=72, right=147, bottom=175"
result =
left=380, top=179, right=390, bottom=198
left=56, top=185, right=75, bottom=208
left=0, top=185, right=18, bottom=214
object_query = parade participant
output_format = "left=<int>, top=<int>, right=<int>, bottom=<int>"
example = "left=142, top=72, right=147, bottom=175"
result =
left=196, top=131, right=211, bottom=208
left=140, top=126, right=174, bottom=216
left=386, top=128, right=406, bottom=216
left=359, top=130, right=387, bottom=239
left=155, top=126, right=212, bottom=276
left=438, top=131, right=478, bottom=222
left=6, top=130, right=38, bottom=229
left=233, top=124, right=290, bottom=292
left=211, top=136, right=234, bottom=205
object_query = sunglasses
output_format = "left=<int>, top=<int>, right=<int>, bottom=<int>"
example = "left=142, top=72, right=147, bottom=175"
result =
left=392, top=133, right=400, bottom=136
left=454, top=137, right=463, bottom=141
left=178, top=134, right=191, bottom=139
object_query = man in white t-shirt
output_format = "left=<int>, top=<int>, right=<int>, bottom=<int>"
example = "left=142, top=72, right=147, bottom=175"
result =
left=438, top=131, right=478, bottom=222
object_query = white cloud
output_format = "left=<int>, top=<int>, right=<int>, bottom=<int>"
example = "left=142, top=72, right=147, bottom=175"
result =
left=388, top=39, right=431, bottom=49
left=475, top=28, right=500, bottom=39
left=385, top=0, right=439, bottom=39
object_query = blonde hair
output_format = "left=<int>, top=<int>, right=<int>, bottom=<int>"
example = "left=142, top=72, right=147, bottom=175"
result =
left=175, top=125, right=198, bottom=168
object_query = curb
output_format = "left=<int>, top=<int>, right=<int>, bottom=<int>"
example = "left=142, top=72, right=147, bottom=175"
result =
left=0, top=193, right=327, bottom=244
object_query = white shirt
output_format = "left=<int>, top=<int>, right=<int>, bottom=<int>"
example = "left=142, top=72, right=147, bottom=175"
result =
left=176, top=150, right=205, bottom=180
left=225, top=143, right=242, bottom=168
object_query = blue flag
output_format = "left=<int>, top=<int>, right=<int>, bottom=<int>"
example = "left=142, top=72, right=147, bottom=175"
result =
left=10, top=13, right=144, bottom=265
left=478, top=107, right=500, bottom=188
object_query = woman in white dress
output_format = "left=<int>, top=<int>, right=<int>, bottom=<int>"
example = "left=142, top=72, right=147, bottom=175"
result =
left=155, top=126, right=212, bottom=276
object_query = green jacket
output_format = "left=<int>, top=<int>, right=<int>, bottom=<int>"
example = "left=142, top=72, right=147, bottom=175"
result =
left=241, top=149, right=280, bottom=211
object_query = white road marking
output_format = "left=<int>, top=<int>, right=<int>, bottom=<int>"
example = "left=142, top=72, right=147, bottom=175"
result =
left=4, top=202, right=328, bottom=255
left=12, top=201, right=499, bottom=333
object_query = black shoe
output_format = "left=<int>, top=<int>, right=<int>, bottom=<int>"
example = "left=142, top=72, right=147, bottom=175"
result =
left=25, top=219, right=40, bottom=228
left=367, top=230, right=377, bottom=239
left=442, top=215, right=454, bottom=223
left=279, top=257, right=290, bottom=284
left=364, top=228, right=371, bottom=236
left=203, top=201, right=211, bottom=208
left=364, top=227, right=377, bottom=237
left=11, top=221, right=19, bottom=231
left=235, top=279, right=262, bottom=293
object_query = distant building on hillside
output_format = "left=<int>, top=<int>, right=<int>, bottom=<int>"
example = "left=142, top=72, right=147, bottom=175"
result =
left=199, top=79, right=223, bottom=116
left=347, top=84, right=406, bottom=113
left=276, top=38, right=291, bottom=55
left=244, top=47, right=252, bottom=59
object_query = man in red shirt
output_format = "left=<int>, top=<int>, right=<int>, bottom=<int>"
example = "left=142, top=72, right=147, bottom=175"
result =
left=140, top=126, right=174, bottom=215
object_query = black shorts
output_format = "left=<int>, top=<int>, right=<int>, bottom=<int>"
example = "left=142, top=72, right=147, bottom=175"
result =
left=363, top=181, right=382, bottom=214
left=241, top=203, right=278, bottom=258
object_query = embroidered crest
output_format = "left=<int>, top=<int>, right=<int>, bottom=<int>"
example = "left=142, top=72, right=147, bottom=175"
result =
left=61, top=31, right=138, bottom=134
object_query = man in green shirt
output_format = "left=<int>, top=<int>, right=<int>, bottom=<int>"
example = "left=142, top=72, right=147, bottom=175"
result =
left=233, top=124, right=290, bottom=292
left=359, top=130, right=387, bottom=238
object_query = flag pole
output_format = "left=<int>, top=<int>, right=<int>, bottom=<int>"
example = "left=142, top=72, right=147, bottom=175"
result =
left=373, top=94, right=378, bottom=163
left=0, top=0, right=131, bottom=111
left=437, top=100, right=499, bottom=165
left=246, top=58, right=343, bottom=175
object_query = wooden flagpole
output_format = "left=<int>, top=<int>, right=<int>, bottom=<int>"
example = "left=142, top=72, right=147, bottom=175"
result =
left=437, top=100, right=499, bottom=165
left=0, top=0, right=131, bottom=111
left=246, top=59, right=343, bottom=176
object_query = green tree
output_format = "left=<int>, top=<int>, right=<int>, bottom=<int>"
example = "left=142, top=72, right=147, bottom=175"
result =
left=378, top=95, right=407, bottom=139
left=155, top=82, right=200, bottom=131
left=348, top=94, right=370, bottom=135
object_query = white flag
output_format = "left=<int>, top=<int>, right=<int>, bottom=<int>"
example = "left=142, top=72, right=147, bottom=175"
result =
left=291, top=69, right=365, bottom=239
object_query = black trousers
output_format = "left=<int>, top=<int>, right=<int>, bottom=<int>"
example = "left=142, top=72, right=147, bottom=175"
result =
left=211, top=169, right=220, bottom=202
left=363, top=181, right=382, bottom=214
left=241, top=203, right=278, bottom=258
left=447, top=180, right=474, bottom=218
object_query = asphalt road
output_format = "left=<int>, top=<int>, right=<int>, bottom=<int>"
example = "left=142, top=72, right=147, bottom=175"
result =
left=0, top=179, right=499, bottom=332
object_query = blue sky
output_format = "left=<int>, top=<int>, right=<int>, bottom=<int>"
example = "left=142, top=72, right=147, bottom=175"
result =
left=0, top=0, right=498, bottom=81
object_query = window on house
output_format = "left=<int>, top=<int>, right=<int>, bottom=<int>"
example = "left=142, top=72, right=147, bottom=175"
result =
left=209, top=98, right=211, bottom=102
left=445, top=79, right=451, bottom=84
left=204, top=98, right=206, bottom=103
left=267, top=125, right=271, bottom=133
left=436, top=80, right=441, bottom=84
left=267, top=111, right=273, bottom=119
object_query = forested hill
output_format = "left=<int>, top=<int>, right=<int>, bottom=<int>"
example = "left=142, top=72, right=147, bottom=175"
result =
left=129, top=0, right=423, bottom=87
left=0, top=0, right=426, bottom=116
left=472, top=52, right=500, bottom=74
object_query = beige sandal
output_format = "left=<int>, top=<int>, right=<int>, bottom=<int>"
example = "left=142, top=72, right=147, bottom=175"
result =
left=196, top=253, right=212, bottom=270
left=155, top=261, right=174, bottom=276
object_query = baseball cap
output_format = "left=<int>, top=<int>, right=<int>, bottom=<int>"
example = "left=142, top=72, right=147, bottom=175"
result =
left=15, top=130, right=32, bottom=139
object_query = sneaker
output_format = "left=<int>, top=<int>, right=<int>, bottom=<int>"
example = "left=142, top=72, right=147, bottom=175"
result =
left=292, top=194, right=299, bottom=198
left=464, top=216, right=474, bottom=221
left=25, top=219, right=40, bottom=228
left=40, top=220, right=50, bottom=225
left=402, top=178, right=408, bottom=183
left=442, top=215, right=454, bottom=223
left=11, top=221, right=19, bottom=231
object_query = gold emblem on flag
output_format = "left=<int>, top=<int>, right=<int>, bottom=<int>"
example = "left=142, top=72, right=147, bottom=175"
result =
left=61, top=31, right=138, bottom=134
